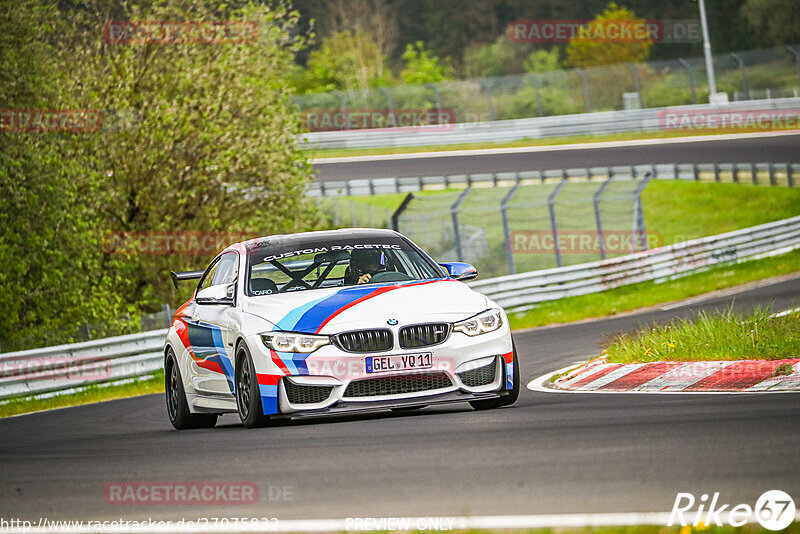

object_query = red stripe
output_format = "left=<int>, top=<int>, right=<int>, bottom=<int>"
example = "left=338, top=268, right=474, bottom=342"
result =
left=502, top=351, right=513, bottom=364
left=173, top=318, right=195, bottom=358
left=194, top=358, right=224, bottom=374
left=257, top=373, right=281, bottom=386
left=314, top=279, right=443, bottom=334
left=599, top=362, right=678, bottom=390
left=270, top=349, right=291, bottom=376
left=686, top=360, right=788, bottom=391
left=568, top=363, right=623, bottom=388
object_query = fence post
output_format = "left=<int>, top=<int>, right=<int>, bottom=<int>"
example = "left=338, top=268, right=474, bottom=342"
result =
left=162, top=304, right=172, bottom=328
left=632, top=172, right=654, bottom=251
left=576, top=69, right=593, bottom=112
left=548, top=179, right=567, bottom=267
left=391, top=193, right=414, bottom=232
left=379, top=87, right=395, bottom=124
left=501, top=183, right=521, bottom=274
left=730, top=53, right=751, bottom=100
left=626, top=63, right=643, bottom=109
left=334, top=91, right=349, bottom=130
left=451, top=188, right=472, bottom=262
left=593, top=176, right=613, bottom=260
left=787, top=46, right=800, bottom=90
left=525, top=74, right=544, bottom=117
left=478, top=79, right=496, bottom=121
left=678, top=58, right=697, bottom=104
left=425, top=82, right=443, bottom=114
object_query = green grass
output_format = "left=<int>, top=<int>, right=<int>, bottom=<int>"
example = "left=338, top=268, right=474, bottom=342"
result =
left=0, top=372, right=164, bottom=418
left=604, top=307, right=800, bottom=364
left=508, top=248, right=800, bottom=330
left=306, top=125, right=798, bottom=159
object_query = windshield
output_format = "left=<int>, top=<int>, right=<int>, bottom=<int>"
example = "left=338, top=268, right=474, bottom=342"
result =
left=245, top=236, right=443, bottom=296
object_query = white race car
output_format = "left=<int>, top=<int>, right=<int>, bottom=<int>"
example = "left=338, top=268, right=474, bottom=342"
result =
left=164, top=228, right=519, bottom=429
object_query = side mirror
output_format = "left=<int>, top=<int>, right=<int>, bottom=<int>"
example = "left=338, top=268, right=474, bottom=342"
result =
left=439, top=262, right=478, bottom=281
left=196, top=284, right=235, bottom=305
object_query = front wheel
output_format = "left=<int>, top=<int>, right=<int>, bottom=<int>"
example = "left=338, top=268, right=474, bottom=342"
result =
left=236, top=342, right=273, bottom=428
left=469, top=344, right=520, bottom=410
left=165, top=349, right=218, bottom=430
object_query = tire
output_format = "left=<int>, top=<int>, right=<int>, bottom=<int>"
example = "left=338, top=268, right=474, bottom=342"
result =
left=165, top=349, right=218, bottom=430
left=236, top=342, right=273, bottom=428
left=469, top=344, right=520, bottom=411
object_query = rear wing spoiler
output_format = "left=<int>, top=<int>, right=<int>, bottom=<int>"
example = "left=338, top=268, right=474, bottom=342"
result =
left=170, top=270, right=204, bottom=289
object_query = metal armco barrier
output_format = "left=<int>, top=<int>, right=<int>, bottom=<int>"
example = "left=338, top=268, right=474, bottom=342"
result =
left=2, top=215, right=799, bottom=401
left=309, top=161, right=800, bottom=197
left=301, top=97, right=800, bottom=150
left=0, top=330, right=166, bottom=400
left=469, top=215, right=800, bottom=309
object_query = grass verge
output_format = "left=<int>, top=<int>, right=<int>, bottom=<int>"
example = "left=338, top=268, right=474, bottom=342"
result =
left=0, top=372, right=164, bottom=418
left=604, top=307, right=800, bottom=364
left=306, top=127, right=798, bottom=159
left=507, top=248, right=800, bottom=330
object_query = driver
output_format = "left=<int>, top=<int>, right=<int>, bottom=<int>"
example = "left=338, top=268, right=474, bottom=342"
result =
left=345, top=249, right=387, bottom=285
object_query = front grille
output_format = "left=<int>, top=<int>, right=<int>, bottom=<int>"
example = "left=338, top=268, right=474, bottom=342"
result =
left=344, top=372, right=452, bottom=398
left=284, top=380, right=334, bottom=404
left=334, top=329, right=393, bottom=352
left=399, top=323, right=450, bottom=348
left=457, top=359, right=497, bottom=387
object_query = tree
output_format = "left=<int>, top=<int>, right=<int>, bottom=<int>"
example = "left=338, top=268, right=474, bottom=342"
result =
left=399, top=42, right=453, bottom=84
left=299, top=30, right=391, bottom=94
left=565, top=2, right=652, bottom=68
left=524, top=49, right=562, bottom=73
left=742, top=0, right=800, bottom=45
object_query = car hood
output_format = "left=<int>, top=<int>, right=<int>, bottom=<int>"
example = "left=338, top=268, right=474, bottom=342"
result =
left=241, top=279, right=489, bottom=333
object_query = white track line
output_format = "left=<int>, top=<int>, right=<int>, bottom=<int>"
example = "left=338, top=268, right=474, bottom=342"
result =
left=311, top=130, right=800, bottom=164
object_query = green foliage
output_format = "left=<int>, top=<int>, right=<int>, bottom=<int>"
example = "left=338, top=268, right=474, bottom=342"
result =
left=565, top=2, right=652, bottom=68
left=1, top=0, right=321, bottom=350
left=742, top=0, right=800, bottom=46
left=400, top=42, right=452, bottom=84
left=524, top=49, right=562, bottom=73
left=463, top=35, right=534, bottom=78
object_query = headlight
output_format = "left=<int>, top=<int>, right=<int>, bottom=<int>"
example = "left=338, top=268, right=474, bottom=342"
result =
left=261, top=332, right=330, bottom=353
left=452, top=309, right=503, bottom=336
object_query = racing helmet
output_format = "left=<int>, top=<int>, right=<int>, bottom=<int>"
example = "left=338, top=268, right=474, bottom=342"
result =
left=349, top=248, right=387, bottom=277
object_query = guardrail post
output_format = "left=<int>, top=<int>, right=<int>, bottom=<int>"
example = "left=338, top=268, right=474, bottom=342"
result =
left=730, top=53, right=751, bottom=100
left=678, top=58, right=697, bottom=104
left=632, top=173, right=653, bottom=251
left=391, top=193, right=414, bottom=232
left=161, top=304, right=172, bottom=328
left=548, top=179, right=567, bottom=267
left=714, top=162, right=720, bottom=182
left=769, top=163, right=776, bottom=186
left=501, top=183, right=521, bottom=274
left=626, top=63, right=643, bottom=109
left=733, top=163, right=739, bottom=183
left=576, top=69, right=593, bottom=113
left=787, top=46, right=800, bottom=90
left=451, top=188, right=472, bottom=262
left=693, top=163, right=699, bottom=181
left=789, top=164, right=795, bottom=188
left=478, top=79, right=496, bottom=121
left=593, top=176, right=613, bottom=260
left=525, top=74, right=544, bottom=117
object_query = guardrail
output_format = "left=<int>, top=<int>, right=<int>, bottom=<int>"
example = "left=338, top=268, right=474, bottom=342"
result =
left=470, top=215, right=800, bottom=309
left=2, top=215, right=799, bottom=401
left=301, top=97, right=800, bottom=150
left=309, top=161, right=800, bottom=197
left=0, top=330, right=165, bottom=400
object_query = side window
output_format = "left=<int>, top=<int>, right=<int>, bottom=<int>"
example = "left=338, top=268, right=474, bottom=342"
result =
left=198, top=261, right=220, bottom=292
left=212, top=253, right=238, bottom=287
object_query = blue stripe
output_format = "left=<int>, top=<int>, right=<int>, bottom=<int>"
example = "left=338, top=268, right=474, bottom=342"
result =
left=259, top=383, right=278, bottom=415
left=506, top=362, right=514, bottom=389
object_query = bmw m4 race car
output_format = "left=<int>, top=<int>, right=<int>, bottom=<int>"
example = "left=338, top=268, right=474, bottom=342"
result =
left=164, top=228, right=519, bottom=429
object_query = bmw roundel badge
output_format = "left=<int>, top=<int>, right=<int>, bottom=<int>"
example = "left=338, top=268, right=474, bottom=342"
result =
left=387, top=318, right=399, bottom=325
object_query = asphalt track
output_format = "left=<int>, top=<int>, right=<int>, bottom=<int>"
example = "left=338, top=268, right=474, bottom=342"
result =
left=312, top=132, right=800, bottom=181
left=1, top=274, right=799, bottom=524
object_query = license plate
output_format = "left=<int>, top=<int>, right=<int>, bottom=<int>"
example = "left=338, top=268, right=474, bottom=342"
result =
left=365, top=353, right=433, bottom=373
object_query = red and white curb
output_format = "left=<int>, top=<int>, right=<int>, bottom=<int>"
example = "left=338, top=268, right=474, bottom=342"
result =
left=529, top=357, right=800, bottom=394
